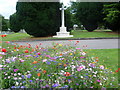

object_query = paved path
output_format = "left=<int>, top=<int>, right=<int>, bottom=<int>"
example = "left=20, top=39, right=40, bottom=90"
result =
left=14, top=39, right=119, bottom=49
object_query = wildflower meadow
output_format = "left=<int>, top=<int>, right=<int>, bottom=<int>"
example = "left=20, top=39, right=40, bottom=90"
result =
left=0, top=40, right=119, bottom=89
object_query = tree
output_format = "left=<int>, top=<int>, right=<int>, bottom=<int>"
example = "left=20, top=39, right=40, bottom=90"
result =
left=16, top=2, right=61, bottom=37
left=0, top=15, right=8, bottom=31
left=10, top=13, right=21, bottom=32
left=74, top=2, right=104, bottom=32
left=65, top=7, right=74, bottom=31
left=103, top=2, right=120, bottom=32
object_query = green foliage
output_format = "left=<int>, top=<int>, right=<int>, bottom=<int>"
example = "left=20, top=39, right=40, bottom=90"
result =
left=103, top=2, right=120, bottom=32
left=16, top=2, right=61, bottom=37
left=10, top=13, right=21, bottom=32
left=2, top=33, right=31, bottom=41
left=74, top=2, right=104, bottom=32
left=0, top=15, right=8, bottom=31
left=65, top=7, right=74, bottom=31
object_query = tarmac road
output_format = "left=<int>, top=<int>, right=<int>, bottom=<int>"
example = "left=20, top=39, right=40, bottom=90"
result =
left=13, top=39, right=119, bottom=49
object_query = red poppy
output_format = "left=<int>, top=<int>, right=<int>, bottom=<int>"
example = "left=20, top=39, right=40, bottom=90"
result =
left=43, top=70, right=47, bottom=74
left=60, top=54, right=63, bottom=56
left=64, top=64, right=67, bottom=67
left=32, top=61, right=38, bottom=64
left=64, top=72, right=71, bottom=76
left=68, top=40, right=73, bottom=41
left=115, top=70, right=119, bottom=72
left=76, top=41, right=80, bottom=43
left=24, top=50, right=29, bottom=53
left=1, top=34, right=7, bottom=37
left=37, top=73, right=41, bottom=76
left=1, top=48, right=7, bottom=52
left=36, top=45, right=39, bottom=49
left=118, top=68, right=120, bottom=70
left=37, top=52, right=41, bottom=55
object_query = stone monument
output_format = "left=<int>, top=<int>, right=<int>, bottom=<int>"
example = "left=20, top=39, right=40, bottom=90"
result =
left=53, top=4, right=73, bottom=38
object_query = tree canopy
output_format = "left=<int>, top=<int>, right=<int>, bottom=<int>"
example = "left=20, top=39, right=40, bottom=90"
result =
left=10, top=13, right=21, bottom=32
left=0, top=15, right=8, bottom=31
left=16, top=2, right=61, bottom=37
left=75, top=2, right=104, bottom=32
left=103, top=2, right=120, bottom=32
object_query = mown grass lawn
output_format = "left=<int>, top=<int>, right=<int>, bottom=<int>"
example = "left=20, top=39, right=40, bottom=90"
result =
left=1, top=33, right=31, bottom=41
left=1, top=30, right=118, bottom=41
left=70, top=30, right=119, bottom=38
left=84, top=49, right=118, bottom=71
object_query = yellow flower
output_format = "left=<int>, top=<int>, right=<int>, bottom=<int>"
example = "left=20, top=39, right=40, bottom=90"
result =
left=88, top=75, right=92, bottom=77
left=59, top=44, right=62, bottom=46
left=70, top=53, right=73, bottom=55
left=58, top=63, right=62, bottom=65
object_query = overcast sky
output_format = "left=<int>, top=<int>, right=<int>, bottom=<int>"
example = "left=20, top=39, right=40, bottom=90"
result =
left=0, top=0, right=74, bottom=19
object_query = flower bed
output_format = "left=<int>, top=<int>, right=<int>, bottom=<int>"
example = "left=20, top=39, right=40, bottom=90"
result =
left=0, top=41, right=119, bottom=89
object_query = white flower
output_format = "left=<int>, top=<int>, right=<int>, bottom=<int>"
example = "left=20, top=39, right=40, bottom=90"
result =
left=16, top=49, right=19, bottom=51
left=81, top=76, right=83, bottom=78
left=61, top=70, right=64, bottom=73
left=93, top=75, right=96, bottom=77
left=81, top=52, right=86, bottom=56
left=43, top=59, right=47, bottom=62
left=65, top=67, right=67, bottom=69
left=100, top=65, right=104, bottom=69
left=27, top=71, right=30, bottom=73
left=0, top=65, right=3, bottom=68
left=5, top=73, right=8, bottom=75
left=18, top=73, right=21, bottom=75
left=8, top=76, right=10, bottom=79
left=14, top=77, right=18, bottom=80
left=89, top=68, right=92, bottom=71
left=16, top=82, right=19, bottom=85
left=14, top=73, right=17, bottom=76
left=100, top=83, right=102, bottom=85
left=18, top=77, right=22, bottom=80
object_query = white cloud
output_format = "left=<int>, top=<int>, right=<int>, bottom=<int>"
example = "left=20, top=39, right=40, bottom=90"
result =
left=0, top=0, right=75, bottom=19
left=0, top=0, right=18, bottom=19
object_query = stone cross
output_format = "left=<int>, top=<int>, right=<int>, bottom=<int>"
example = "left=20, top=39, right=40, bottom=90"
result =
left=53, top=4, right=73, bottom=38
left=60, top=4, right=66, bottom=27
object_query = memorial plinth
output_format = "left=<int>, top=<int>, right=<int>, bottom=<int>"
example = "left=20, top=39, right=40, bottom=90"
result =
left=53, top=27, right=73, bottom=38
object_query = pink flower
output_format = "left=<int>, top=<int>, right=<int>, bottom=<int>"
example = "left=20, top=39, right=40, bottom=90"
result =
left=77, top=65, right=85, bottom=71
left=43, top=59, right=47, bottom=62
left=20, top=60, right=25, bottom=63
left=76, top=48, right=81, bottom=50
left=80, top=57, right=85, bottom=58
left=14, top=69, right=19, bottom=72
left=100, top=65, right=104, bottom=69
left=97, top=80, right=101, bottom=82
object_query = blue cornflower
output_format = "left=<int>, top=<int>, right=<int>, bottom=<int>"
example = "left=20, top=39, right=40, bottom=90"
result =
left=47, top=75, right=51, bottom=76
left=76, top=83, right=79, bottom=85
left=64, top=85, right=69, bottom=88
left=27, top=74, right=32, bottom=78
left=46, top=62, right=51, bottom=65
left=52, top=83, right=59, bottom=87
left=46, top=84, right=50, bottom=88
left=21, top=75, right=24, bottom=79
left=11, top=86, right=16, bottom=88
left=29, top=80, right=33, bottom=83
left=21, top=86, right=26, bottom=88
left=22, top=81, right=26, bottom=83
